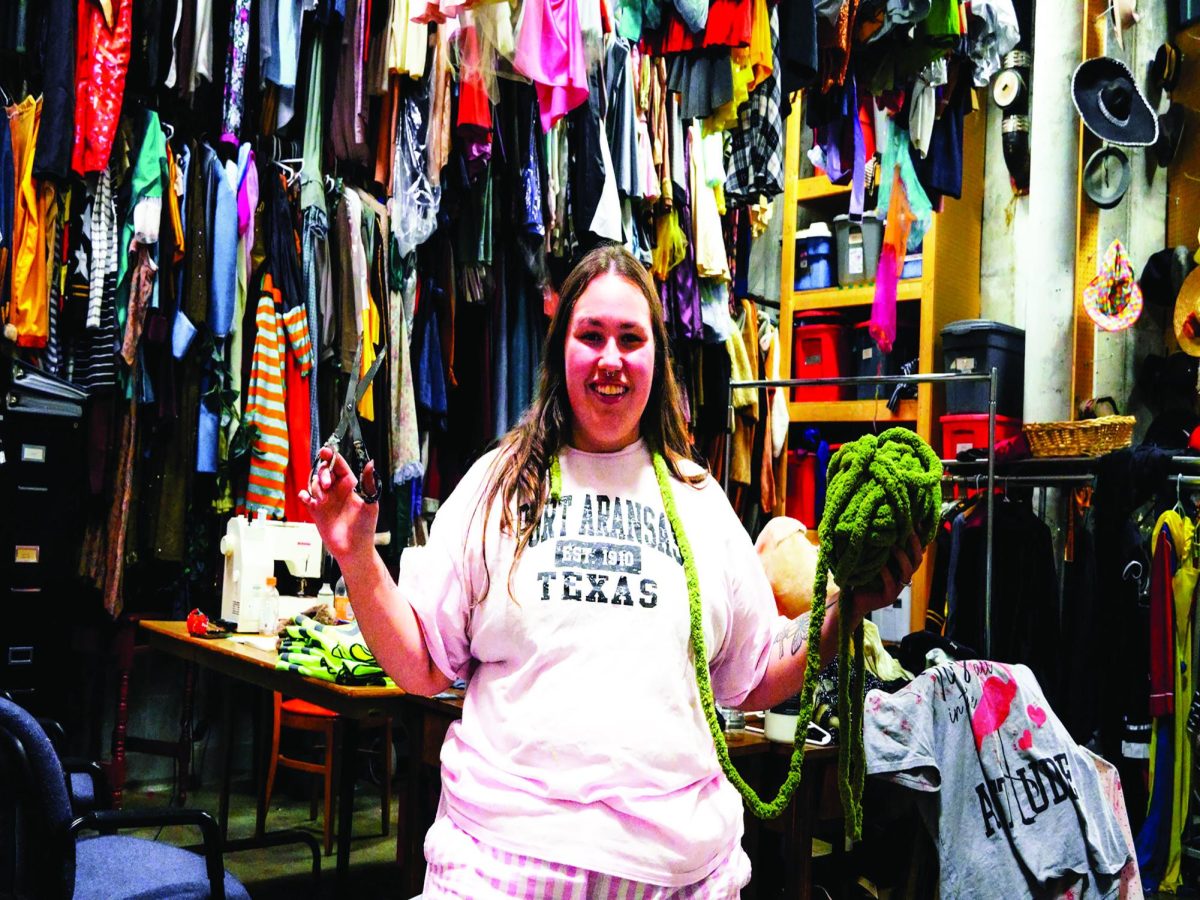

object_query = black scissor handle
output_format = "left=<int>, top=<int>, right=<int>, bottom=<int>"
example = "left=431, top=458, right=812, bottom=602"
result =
left=349, top=440, right=381, bottom=504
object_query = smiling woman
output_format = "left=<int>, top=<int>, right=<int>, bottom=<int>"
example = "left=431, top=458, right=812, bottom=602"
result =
left=298, top=242, right=921, bottom=898
left=564, top=273, right=655, bottom=452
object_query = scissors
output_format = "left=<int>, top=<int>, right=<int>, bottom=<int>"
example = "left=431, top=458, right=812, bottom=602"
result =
left=315, top=340, right=385, bottom=503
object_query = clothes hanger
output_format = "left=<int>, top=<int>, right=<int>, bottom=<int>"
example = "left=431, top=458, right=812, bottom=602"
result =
left=274, top=157, right=304, bottom=187
left=162, top=121, right=175, bottom=143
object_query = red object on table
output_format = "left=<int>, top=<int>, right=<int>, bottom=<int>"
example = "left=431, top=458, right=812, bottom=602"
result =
left=186, top=609, right=209, bottom=636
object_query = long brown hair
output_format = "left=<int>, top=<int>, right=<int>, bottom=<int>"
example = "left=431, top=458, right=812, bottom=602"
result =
left=473, top=243, right=704, bottom=601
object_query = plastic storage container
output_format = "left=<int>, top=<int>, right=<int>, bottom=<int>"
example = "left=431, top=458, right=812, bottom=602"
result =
left=850, top=321, right=918, bottom=399
left=833, top=213, right=883, bottom=286
left=939, top=413, right=1023, bottom=459
left=794, top=223, right=835, bottom=291
left=941, top=320, right=1026, bottom=417
left=791, top=310, right=849, bottom=401
left=785, top=451, right=818, bottom=528
left=901, top=253, right=923, bottom=280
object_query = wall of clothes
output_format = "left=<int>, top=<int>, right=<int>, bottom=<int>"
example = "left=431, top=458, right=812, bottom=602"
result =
left=0, top=0, right=1013, bottom=621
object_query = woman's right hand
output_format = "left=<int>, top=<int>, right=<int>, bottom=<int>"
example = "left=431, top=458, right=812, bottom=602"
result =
left=299, top=446, right=380, bottom=561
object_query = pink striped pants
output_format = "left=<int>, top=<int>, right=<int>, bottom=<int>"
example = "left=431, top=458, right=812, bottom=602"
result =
left=422, top=815, right=752, bottom=899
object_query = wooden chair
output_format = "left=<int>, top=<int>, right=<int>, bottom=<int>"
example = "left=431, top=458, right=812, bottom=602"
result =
left=262, top=693, right=392, bottom=856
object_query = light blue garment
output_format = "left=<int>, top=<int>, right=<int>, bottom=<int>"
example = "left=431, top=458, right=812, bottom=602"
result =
left=210, top=161, right=239, bottom=338
left=262, top=0, right=304, bottom=127
left=672, top=0, right=707, bottom=33
left=172, top=310, right=196, bottom=359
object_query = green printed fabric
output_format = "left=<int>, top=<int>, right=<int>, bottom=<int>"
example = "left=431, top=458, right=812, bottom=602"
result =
left=274, top=614, right=395, bottom=687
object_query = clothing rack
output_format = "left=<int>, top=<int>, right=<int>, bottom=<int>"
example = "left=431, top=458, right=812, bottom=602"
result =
left=725, top=370, right=999, bottom=654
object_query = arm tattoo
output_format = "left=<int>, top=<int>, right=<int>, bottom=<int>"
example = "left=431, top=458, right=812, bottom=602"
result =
left=773, top=619, right=807, bottom=659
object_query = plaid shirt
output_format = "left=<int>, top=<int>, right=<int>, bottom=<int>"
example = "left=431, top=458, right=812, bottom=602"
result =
left=725, top=7, right=784, bottom=206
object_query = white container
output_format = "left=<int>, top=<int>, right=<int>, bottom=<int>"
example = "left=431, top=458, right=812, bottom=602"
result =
left=260, top=577, right=281, bottom=636
left=869, top=584, right=912, bottom=644
left=238, top=583, right=263, bottom=634
left=765, top=710, right=800, bottom=743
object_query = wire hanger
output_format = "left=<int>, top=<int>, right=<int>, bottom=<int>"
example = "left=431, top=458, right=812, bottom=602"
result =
left=0, top=82, right=12, bottom=107
left=274, top=157, right=304, bottom=187
left=162, top=121, right=175, bottom=143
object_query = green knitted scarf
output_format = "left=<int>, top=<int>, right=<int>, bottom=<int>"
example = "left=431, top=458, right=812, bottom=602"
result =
left=549, top=428, right=941, bottom=838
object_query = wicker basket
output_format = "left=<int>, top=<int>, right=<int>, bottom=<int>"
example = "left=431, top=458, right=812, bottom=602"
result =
left=1022, top=415, right=1136, bottom=458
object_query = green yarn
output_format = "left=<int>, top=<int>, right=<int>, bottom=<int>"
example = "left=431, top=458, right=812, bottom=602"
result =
left=548, top=429, right=941, bottom=837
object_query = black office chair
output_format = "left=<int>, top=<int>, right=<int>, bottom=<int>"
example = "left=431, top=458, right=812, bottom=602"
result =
left=0, top=696, right=251, bottom=899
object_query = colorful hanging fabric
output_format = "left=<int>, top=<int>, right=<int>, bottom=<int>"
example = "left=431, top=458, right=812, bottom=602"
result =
left=1083, top=239, right=1144, bottom=332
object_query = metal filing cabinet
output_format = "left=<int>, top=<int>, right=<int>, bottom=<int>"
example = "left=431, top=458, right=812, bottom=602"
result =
left=0, top=361, right=87, bottom=706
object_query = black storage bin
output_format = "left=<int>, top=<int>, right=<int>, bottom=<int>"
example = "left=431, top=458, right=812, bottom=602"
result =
left=941, top=319, right=1025, bottom=416
left=851, top=322, right=919, bottom=399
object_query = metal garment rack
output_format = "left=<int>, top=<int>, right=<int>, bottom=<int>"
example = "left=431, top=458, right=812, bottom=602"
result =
left=725, top=370, right=999, bottom=654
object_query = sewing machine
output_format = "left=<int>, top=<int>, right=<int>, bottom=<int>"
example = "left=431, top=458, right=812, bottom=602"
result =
left=220, top=515, right=324, bottom=632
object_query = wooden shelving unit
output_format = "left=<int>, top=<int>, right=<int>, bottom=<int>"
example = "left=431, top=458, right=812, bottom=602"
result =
left=774, top=96, right=985, bottom=628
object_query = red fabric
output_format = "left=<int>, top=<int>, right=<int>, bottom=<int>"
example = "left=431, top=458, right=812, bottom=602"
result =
left=1148, top=524, right=1176, bottom=717
left=72, top=0, right=133, bottom=175
left=641, top=0, right=753, bottom=54
left=281, top=698, right=338, bottom=718
left=283, top=323, right=314, bottom=523
left=456, top=25, right=493, bottom=131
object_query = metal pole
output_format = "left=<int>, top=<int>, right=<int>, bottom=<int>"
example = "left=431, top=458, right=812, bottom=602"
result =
left=722, top=372, right=993, bottom=492
left=985, top=367, right=997, bottom=658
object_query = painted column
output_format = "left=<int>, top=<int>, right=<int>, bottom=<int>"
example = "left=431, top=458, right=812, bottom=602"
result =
left=1019, top=1, right=1083, bottom=423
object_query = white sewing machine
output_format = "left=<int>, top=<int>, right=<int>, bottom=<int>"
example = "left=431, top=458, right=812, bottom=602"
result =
left=220, top=515, right=324, bottom=632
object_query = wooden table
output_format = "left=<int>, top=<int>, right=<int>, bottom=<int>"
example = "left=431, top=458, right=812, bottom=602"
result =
left=139, top=620, right=417, bottom=886
left=142, top=621, right=842, bottom=897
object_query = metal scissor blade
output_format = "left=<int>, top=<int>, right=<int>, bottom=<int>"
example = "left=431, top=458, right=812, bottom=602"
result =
left=353, top=351, right=385, bottom=407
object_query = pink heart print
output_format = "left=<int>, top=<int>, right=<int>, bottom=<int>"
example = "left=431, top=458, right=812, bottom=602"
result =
left=1018, top=730, right=1033, bottom=750
left=1027, top=705, right=1046, bottom=728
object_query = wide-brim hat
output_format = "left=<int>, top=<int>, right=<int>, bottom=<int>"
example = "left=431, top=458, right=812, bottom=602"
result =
left=1072, top=57, right=1159, bottom=146
left=1173, top=267, right=1200, bottom=356
left=1110, top=0, right=1139, bottom=50
left=1084, top=239, right=1142, bottom=331
left=1155, top=104, right=1185, bottom=167
left=1140, top=246, right=1194, bottom=307
left=1151, top=42, right=1181, bottom=93
left=1083, top=147, right=1131, bottom=209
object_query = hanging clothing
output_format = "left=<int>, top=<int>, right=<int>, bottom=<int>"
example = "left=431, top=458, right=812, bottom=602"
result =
left=221, top=0, right=252, bottom=143
left=32, top=0, right=75, bottom=181
left=7, top=96, right=49, bottom=348
left=514, top=0, right=590, bottom=132
left=72, top=0, right=133, bottom=175
left=1136, top=511, right=1194, bottom=893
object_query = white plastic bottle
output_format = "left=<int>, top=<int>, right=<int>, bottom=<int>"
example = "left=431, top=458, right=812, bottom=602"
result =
left=240, top=582, right=263, bottom=634
left=317, top=582, right=335, bottom=616
left=260, top=576, right=281, bottom=636
left=334, top=575, right=354, bottom=622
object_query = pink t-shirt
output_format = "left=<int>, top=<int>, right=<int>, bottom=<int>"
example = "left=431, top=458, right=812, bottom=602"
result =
left=403, top=440, right=776, bottom=885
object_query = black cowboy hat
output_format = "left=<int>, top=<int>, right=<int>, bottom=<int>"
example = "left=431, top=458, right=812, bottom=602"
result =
left=1072, top=56, right=1159, bottom=146
left=1155, top=103, right=1185, bottom=167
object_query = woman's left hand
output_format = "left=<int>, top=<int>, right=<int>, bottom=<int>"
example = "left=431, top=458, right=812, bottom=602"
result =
left=847, top=532, right=924, bottom=622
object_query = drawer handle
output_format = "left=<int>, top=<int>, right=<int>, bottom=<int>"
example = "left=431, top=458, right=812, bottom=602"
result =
left=7, top=647, right=34, bottom=666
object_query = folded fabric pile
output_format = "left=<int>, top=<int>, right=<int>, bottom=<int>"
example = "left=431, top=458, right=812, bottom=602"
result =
left=275, top=614, right=395, bottom=687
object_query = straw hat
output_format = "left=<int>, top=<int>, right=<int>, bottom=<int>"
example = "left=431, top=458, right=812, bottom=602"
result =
left=1173, top=267, right=1200, bottom=356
